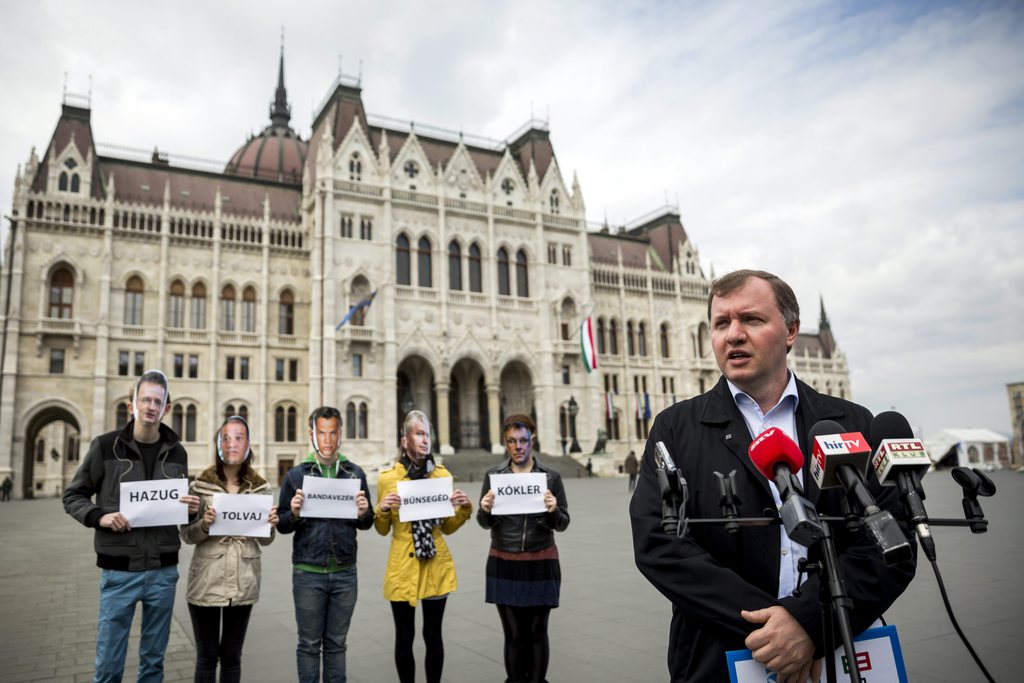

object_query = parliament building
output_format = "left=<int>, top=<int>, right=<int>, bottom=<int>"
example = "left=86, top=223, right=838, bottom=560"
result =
left=0, top=53, right=851, bottom=498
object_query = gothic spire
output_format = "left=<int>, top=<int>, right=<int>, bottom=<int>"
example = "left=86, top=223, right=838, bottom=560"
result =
left=270, top=36, right=291, bottom=128
left=819, top=295, right=831, bottom=329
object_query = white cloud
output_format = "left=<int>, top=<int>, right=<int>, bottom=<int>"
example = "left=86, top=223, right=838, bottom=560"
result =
left=1, top=0, right=1021, bottom=434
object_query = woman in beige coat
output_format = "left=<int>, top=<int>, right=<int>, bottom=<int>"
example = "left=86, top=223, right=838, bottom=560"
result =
left=180, top=416, right=278, bottom=683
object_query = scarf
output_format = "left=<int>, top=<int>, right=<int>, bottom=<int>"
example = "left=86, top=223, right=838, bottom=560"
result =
left=402, top=453, right=438, bottom=560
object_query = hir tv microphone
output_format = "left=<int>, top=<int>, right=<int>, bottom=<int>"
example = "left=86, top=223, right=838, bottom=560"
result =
left=871, top=411, right=936, bottom=560
left=749, top=427, right=823, bottom=546
left=810, top=420, right=913, bottom=566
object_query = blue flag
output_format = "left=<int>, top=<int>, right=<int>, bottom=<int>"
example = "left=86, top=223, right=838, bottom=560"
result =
left=336, top=290, right=377, bottom=330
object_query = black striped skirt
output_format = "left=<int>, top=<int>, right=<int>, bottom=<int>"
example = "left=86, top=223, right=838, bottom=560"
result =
left=485, top=544, right=561, bottom=607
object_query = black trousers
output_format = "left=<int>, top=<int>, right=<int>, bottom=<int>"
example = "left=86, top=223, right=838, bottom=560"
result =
left=390, top=598, right=447, bottom=683
left=187, top=603, right=253, bottom=683
left=496, top=604, right=552, bottom=683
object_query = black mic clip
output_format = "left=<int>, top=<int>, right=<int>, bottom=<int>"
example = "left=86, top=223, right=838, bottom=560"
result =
left=713, top=470, right=741, bottom=534
left=654, top=441, right=688, bottom=537
left=951, top=467, right=995, bottom=534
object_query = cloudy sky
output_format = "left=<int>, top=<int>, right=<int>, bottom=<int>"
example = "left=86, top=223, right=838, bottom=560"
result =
left=2, top=1, right=1022, bottom=437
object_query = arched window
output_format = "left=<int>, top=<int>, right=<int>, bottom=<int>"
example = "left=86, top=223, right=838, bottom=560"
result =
left=191, top=283, right=207, bottom=329
left=515, top=249, right=529, bottom=298
left=468, top=243, right=482, bottom=293
left=417, top=236, right=432, bottom=288
left=448, top=241, right=462, bottom=291
left=172, top=404, right=184, bottom=436
left=48, top=266, right=74, bottom=318
left=660, top=323, right=670, bottom=358
left=549, top=190, right=560, bottom=214
left=279, top=290, right=295, bottom=335
left=350, top=277, right=371, bottom=326
left=241, top=286, right=257, bottom=333
left=497, top=247, right=510, bottom=296
left=185, top=405, right=197, bottom=442
left=124, top=276, right=144, bottom=326
left=116, top=402, right=130, bottom=430
left=274, top=406, right=285, bottom=442
left=697, top=322, right=710, bottom=358
left=224, top=404, right=236, bottom=420
left=596, top=317, right=607, bottom=354
left=638, top=322, right=647, bottom=357
left=396, top=234, right=411, bottom=286
left=287, top=406, right=298, bottom=442
left=358, top=402, right=368, bottom=439
left=349, top=153, right=362, bottom=181
left=59, top=172, right=68, bottom=192
left=609, top=319, right=620, bottom=355
left=238, top=405, right=248, bottom=422
left=70, top=174, right=80, bottom=193
left=220, top=285, right=236, bottom=331
left=168, top=280, right=185, bottom=328
left=346, top=402, right=357, bottom=439
left=627, top=321, right=636, bottom=356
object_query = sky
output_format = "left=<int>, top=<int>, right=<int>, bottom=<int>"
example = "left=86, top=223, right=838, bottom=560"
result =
left=1, top=0, right=1022, bottom=437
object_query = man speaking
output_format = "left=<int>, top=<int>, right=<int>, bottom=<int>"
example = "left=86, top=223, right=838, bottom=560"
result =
left=629, top=270, right=916, bottom=682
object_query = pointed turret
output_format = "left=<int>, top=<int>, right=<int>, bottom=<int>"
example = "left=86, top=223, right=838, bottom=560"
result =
left=270, top=41, right=291, bottom=127
left=818, top=295, right=836, bottom=358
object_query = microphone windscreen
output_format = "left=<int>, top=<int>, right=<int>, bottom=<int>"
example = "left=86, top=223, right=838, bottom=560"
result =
left=748, top=428, right=803, bottom=479
left=870, top=411, right=914, bottom=446
left=809, top=419, right=846, bottom=443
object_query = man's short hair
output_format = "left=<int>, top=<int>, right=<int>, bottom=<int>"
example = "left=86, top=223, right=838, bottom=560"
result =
left=309, top=406, right=342, bottom=430
left=707, top=269, right=800, bottom=327
left=135, top=369, right=170, bottom=404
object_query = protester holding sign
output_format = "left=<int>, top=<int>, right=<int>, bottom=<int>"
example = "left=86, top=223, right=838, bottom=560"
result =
left=277, top=406, right=374, bottom=683
left=375, top=410, right=473, bottom=683
left=62, top=370, right=199, bottom=682
left=477, top=413, right=570, bottom=683
left=180, top=415, right=277, bottom=683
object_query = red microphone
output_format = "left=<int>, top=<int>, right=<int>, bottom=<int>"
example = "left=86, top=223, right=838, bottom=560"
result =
left=748, top=428, right=822, bottom=546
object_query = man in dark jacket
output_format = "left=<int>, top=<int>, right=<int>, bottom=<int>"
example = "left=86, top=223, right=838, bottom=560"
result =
left=63, top=370, right=198, bottom=682
left=277, top=406, right=374, bottom=683
left=629, top=270, right=916, bottom=683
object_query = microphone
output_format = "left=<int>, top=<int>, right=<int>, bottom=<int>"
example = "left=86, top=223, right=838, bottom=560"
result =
left=810, top=420, right=913, bottom=565
left=870, top=411, right=936, bottom=560
left=748, top=427, right=823, bottom=546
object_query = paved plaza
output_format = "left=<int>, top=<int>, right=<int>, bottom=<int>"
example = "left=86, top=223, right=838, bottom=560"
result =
left=1, top=469, right=1022, bottom=682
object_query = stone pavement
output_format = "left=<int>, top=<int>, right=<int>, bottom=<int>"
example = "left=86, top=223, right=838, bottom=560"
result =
left=1, top=470, right=1022, bottom=682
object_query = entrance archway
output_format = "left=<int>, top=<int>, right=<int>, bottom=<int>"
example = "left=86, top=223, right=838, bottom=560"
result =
left=449, top=357, right=488, bottom=450
left=396, top=355, right=437, bottom=450
left=22, top=405, right=82, bottom=499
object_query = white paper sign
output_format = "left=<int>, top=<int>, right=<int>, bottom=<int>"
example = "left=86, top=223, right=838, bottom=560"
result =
left=397, top=477, right=454, bottom=523
left=490, top=472, right=547, bottom=515
left=209, top=494, right=274, bottom=537
left=726, top=624, right=907, bottom=683
left=120, top=479, right=189, bottom=528
left=300, top=476, right=361, bottom=519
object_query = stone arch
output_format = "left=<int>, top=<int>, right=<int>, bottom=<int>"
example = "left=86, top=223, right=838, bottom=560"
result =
left=19, top=398, right=88, bottom=499
left=396, top=354, right=438, bottom=449
left=448, top=355, right=489, bottom=450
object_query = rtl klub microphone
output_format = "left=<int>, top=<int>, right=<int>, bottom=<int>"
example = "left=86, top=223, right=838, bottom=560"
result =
left=871, top=410, right=936, bottom=560
left=748, top=427, right=823, bottom=546
left=810, top=420, right=913, bottom=566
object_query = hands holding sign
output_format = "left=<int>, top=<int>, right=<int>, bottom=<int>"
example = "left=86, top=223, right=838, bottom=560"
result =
left=480, top=473, right=554, bottom=515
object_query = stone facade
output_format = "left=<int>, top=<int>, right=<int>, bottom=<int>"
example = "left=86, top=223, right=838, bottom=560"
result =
left=0, top=62, right=852, bottom=498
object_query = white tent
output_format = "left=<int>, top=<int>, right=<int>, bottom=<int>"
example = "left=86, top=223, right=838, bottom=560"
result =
left=924, top=428, right=1011, bottom=470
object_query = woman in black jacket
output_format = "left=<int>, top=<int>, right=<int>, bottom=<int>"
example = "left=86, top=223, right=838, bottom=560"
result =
left=477, top=414, right=569, bottom=683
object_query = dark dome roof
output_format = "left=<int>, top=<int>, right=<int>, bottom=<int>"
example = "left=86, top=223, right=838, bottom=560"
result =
left=225, top=46, right=307, bottom=184
left=225, top=124, right=307, bottom=184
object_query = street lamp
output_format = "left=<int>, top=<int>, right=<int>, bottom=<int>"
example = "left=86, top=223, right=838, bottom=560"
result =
left=568, top=395, right=582, bottom=453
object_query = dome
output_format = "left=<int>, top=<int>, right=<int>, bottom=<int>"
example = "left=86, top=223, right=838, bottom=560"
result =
left=226, top=124, right=307, bottom=184
left=225, top=47, right=307, bottom=184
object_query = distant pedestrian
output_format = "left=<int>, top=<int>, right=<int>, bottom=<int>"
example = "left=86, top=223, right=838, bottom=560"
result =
left=625, top=451, right=639, bottom=491
left=478, top=414, right=570, bottom=683
left=1, top=475, right=11, bottom=501
left=180, top=416, right=278, bottom=683
left=62, top=370, right=199, bottom=683
left=586, top=458, right=593, bottom=477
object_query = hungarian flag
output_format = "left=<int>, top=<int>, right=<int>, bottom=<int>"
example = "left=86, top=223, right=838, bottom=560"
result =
left=605, top=391, right=615, bottom=418
left=580, top=316, right=598, bottom=373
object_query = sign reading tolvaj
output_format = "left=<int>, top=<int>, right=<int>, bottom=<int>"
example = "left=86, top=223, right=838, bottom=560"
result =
left=300, top=476, right=361, bottom=519
left=209, top=494, right=274, bottom=537
left=397, top=477, right=454, bottom=523
left=490, top=473, right=547, bottom=515
left=120, top=480, right=189, bottom=527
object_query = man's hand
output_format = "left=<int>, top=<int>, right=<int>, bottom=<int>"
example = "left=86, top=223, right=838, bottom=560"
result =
left=480, top=490, right=495, bottom=513
left=741, top=606, right=816, bottom=683
left=181, top=494, right=200, bottom=515
left=544, top=490, right=557, bottom=513
left=99, top=512, right=131, bottom=533
left=290, top=489, right=304, bottom=519
left=355, top=491, right=369, bottom=515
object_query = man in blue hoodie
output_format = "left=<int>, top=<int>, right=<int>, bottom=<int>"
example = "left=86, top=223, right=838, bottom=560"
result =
left=277, top=406, right=374, bottom=683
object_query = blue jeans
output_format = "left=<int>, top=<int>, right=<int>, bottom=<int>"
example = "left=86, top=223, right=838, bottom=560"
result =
left=293, top=566, right=358, bottom=683
left=95, top=566, right=179, bottom=683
